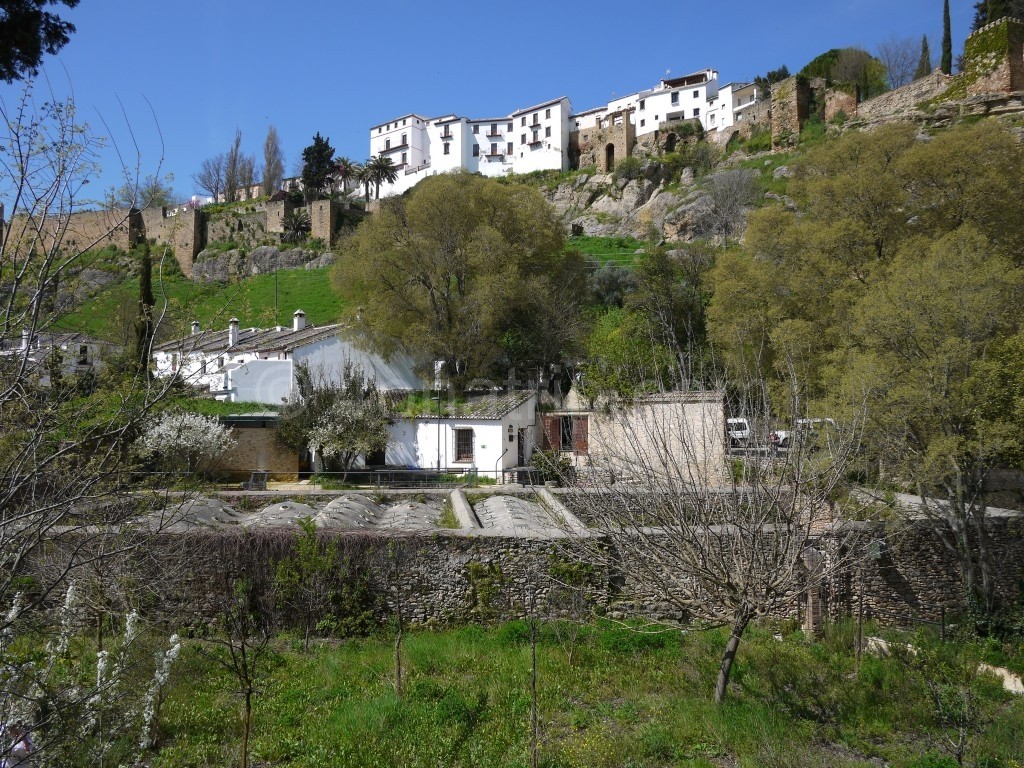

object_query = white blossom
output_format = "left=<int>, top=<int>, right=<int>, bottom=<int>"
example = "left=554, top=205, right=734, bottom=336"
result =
left=135, top=411, right=235, bottom=473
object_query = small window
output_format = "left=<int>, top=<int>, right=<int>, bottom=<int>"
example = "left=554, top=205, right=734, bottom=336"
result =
left=545, top=126, right=551, bottom=138
left=385, top=138, right=391, bottom=149
left=507, top=141, right=513, bottom=154
left=403, top=118, right=407, bottom=125
left=521, top=134, right=526, bottom=144
left=473, top=125, right=479, bottom=134
left=639, top=99, right=645, bottom=110
left=455, top=429, right=474, bottom=462
left=545, top=108, right=551, bottom=118
left=640, top=119, right=646, bottom=127
left=507, top=122, right=513, bottom=131
left=693, top=108, right=700, bottom=117
left=671, top=92, right=679, bottom=106
left=401, top=133, right=406, bottom=144
left=693, top=90, right=699, bottom=98
left=200, top=359, right=207, bottom=375
left=490, top=142, right=497, bottom=155
left=473, top=144, right=479, bottom=157
left=521, top=116, right=526, bottom=126
left=401, top=151, right=407, bottom=164
left=532, top=130, right=539, bottom=143
left=491, top=123, right=497, bottom=134
left=444, top=143, right=450, bottom=155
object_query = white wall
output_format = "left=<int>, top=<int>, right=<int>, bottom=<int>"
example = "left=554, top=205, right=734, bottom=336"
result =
left=222, top=358, right=293, bottom=404
left=293, top=336, right=424, bottom=394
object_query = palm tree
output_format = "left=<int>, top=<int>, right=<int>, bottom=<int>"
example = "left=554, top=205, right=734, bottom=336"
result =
left=367, top=154, right=399, bottom=200
left=357, top=162, right=373, bottom=202
left=334, top=156, right=358, bottom=195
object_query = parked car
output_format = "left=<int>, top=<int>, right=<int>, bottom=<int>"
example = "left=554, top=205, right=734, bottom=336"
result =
left=771, top=418, right=837, bottom=450
left=726, top=417, right=751, bottom=448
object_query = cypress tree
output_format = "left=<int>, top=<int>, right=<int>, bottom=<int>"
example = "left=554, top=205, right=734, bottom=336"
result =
left=915, top=35, right=933, bottom=79
left=133, top=242, right=155, bottom=377
left=942, top=0, right=953, bottom=74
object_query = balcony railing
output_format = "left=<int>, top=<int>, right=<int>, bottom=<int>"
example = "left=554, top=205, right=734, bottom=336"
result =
left=380, top=142, right=409, bottom=154
left=405, top=160, right=431, bottom=175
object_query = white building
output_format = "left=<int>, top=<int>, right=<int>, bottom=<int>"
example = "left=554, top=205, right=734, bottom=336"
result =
left=369, top=98, right=572, bottom=198
left=0, top=330, right=117, bottom=385
left=385, top=390, right=537, bottom=479
left=153, top=310, right=424, bottom=405
left=705, top=81, right=760, bottom=135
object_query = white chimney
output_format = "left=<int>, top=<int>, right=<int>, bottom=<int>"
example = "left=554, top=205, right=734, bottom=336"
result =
left=21, top=329, right=29, bottom=351
left=228, top=317, right=239, bottom=347
left=292, top=310, right=306, bottom=332
left=191, top=320, right=201, bottom=335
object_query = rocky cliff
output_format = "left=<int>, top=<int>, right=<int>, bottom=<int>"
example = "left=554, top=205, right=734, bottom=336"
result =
left=191, top=245, right=335, bottom=283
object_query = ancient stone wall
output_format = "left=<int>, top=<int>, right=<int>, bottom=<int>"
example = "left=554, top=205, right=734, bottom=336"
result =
left=204, top=207, right=270, bottom=252
left=266, top=199, right=293, bottom=235
left=572, top=109, right=636, bottom=172
left=5, top=208, right=139, bottom=256
left=856, top=70, right=954, bottom=121
left=824, top=88, right=858, bottom=122
left=770, top=77, right=810, bottom=147
left=964, top=17, right=1024, bottom=96
left=310, top=199, right=340, bottom=247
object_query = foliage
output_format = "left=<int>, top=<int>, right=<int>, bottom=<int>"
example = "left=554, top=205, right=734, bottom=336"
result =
left=331, top=172, right=587, bottom=385
left=612, top=155, right=643, bottom=181
left=365, top=154, right=399, bottom=200
left=531, top=448, right=576, bottom=484
left=274, top=517, right=339, bottom=651
left=277, top=363, right=390, bottom=476
left=588, top=262, right=639, bottom=308
left=262, top=125, right=284, bottom=196
left=799, top=47, right=889, bottom=99
left=0, top=0, right=78, bottom=82
left=281, top=209, right=311, bottom=244
left=743, top=126, right=772, bottom=153
left=753, top=64, right=790, bottom=99
left=134, top=411, right=235, bottom=476
left=579, top=307, right=678, bottom=399
left=942, top=0, right=953, bottom=75
left=300, top=132, right=335, bottom=202
left=112, top=173, right=178, bottom=209
left=916, top=34, right=934, bottom=80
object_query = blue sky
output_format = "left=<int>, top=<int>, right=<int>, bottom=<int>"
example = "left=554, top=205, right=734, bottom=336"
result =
left=2, top=0, right=974, bottom=204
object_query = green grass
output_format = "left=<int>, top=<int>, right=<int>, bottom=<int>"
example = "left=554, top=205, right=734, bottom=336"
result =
left=567, top=235, right=647, bottom=267
left=56, top=266, right=345, bottom=342
left=146, top=620, right=1024, bottom=768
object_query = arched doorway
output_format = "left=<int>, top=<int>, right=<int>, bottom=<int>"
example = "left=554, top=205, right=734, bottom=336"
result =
left=605, top=143, right=615, bottom=172
left=664, top=132, right=678, bottom=153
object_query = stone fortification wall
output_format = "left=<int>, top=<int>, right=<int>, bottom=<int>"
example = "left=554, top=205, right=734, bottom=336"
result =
left=963, top=17, right=1024, bottom=97
left=856, top=70, right=954, bottom=122
left=204, top=207, right=269, bottom=252
left=141, top=206, right=202, bottom=277
left=770, top=77, right=810, bottom=147
left=571, top=110, right=636, bottom=172
left=5, top=208, right=140, bottom=256
left=824, top=87, right=858, bottom=122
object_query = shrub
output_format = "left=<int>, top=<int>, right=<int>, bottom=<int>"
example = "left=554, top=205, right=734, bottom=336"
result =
left=613, top=156, right=644, bottom=181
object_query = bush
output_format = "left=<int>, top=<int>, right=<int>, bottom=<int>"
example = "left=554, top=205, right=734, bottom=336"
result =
left=613, top=156, right=644, bottom=181
left=532, top=449, right=576, bottom=485
left=744, top=128, right=772, bottom=153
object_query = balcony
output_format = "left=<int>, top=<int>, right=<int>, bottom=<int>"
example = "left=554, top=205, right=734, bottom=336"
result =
left=486, top=151, right=506, bottom=158
left=440, top=131, right=454, bottom=140
left=528, top=138, right=543, bottom=147
left=485, top=131, right=502, bottom=138
left=380, top=142, right=409, bottom=154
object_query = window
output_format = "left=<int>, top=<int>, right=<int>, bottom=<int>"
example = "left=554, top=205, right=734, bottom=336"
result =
left=444, top=143, right=450, bottom=155
left=455, top=429, right=474, bottom=462
left=507, top=141, right=513, bottom=154
left=693, top=108, right=700, bottom=117
left=472, top=144, right=479, bottom=157
left=545, top=108, right=551, bottom=118
left=403, top=118, right=407, bottom=125
left=671, top=92, right=679, bottom=106
left=385, top=138, right=391, bottom=149
left=401, top=151, right=407, bottom=164
left=491, top=123, right=497, bottom=134
left=507, top=122, right=513, bottom=131
left=521, top=117, right=526, bottom=126
left=693, top=90, right=699, bottom=98
left=473, top=125, right=479, bottom=134
left=490, top=142, right=497, bottom=155
left=77, top=344, right=89, bottom=365
left=556, top=415, right=589, bottom=453
left=640, top=119, right=646, bottom=127
left=401, top=133, right=406, bottom=144
left=545, top=126, right=551, bottom=137
left=532, top=130, right=539, bottom=143
left=639, top=99, right=645, bottom=110
left=521, top=134, right=526, bottom=144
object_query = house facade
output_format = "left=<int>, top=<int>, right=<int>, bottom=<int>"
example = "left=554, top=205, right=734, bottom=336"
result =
left=153, top=310, right=424, bottom=405
left=368, top=98, right=573, bottom=198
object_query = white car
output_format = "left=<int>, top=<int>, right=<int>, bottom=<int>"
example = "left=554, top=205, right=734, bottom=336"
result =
left=726, top=417, right=751, bottom=447
left=771, top=418, right=837, bottom=449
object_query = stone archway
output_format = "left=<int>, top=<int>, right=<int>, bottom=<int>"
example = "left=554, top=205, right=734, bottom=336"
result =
left=605, top=143, right=615, bottom=172
left=664, top=132, right=678, bottom=154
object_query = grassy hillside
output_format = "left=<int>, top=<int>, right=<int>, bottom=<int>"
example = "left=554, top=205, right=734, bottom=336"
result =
left=57, top=266, right=345, bottom=342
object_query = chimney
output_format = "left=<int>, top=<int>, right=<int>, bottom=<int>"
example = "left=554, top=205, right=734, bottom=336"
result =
left=191, top=320, right=201, bottom=335
left=228, top=317, right=239, bottom=347
left=292, top=309, right=306, bottom=332
left=20, top=329, right=29, bottom=351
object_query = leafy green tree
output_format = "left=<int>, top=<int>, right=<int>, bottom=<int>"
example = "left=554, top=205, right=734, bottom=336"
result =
left=331, top=172, right=586, bottom=385
left=579, top=307, right=678, bottom=400
left=942, top=0, right=953, bottom=74
left=300, top=132, right=335, bottom=202
left=753, top=64, right=790, bottom=99
left=915, top=35, right=933, bottom=79
left=334, top=156, right=358, bottom=194
left=799, top=47, right=888, bottom=98
left=262, top=125, right=284, bottom=195
left=0, top=0, right=78, bottom=82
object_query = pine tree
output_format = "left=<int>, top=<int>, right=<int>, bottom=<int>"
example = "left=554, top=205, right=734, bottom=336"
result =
left=300, top=132, right=335, bottom=202
left=915, top=35, right=933, bottom=80
left=942, top=0, right=953, bottom=74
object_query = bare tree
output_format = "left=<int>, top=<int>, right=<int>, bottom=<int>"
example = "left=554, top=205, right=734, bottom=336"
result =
left=237, top=154, right=257, bottom=199
left=555, top=376, right=864, bottom=705
left=262, top=125, right=285, bottom=196
left=877, top=35, right=919, bottom=89
left=192, top=153, right=226, bottom=201
left=700, top=169, right=760, bottom=247
left=223, top=128, right=243, bottom=203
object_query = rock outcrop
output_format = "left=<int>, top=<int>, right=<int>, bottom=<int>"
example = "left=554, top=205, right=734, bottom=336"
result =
left=191, top=246, right=334, bottom=283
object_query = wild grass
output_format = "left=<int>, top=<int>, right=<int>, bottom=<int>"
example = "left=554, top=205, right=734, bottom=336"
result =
left=147, top=620, right=1024, bottom=768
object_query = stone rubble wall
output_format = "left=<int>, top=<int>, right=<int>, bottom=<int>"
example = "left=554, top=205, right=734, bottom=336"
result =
left=856, top=70, right=954, bottom=122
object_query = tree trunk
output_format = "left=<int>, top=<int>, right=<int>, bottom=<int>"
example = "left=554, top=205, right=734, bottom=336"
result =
left=242, top=688, right=252, bottom=768
left=715, top=615, right=751, bottom=705
left=530, top=615, right=539, bottom=768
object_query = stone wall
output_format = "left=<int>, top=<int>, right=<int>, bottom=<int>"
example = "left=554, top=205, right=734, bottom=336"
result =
left=824, top=88, right=858, bottom=122
left=964, top=17, right=1024, bottom=97
left=5, top=208, right=140, bottom=256
left=856, top=70, right=954, bottom=122
left=310, top=199, right=340, bottom=247
left=141, top=206, right=202, bottom=277
left=571, top=109, right=636, bottom=172
left=266, top=199, right=293, bottom=235
left=770, top=77, right=810, bottom=147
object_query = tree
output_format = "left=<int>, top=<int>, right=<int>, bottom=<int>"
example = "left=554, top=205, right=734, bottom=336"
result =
left=274, top=517, right=338, bottom=651
left=277, top=363, right=390, bottom=478
left=115, top=173, right=177, bottom=209
left=223, top=128, right=244, bottom=203
left=942, top=0, right=953, bottom=75
left=300, top=132, right=336, bottom=202
left=0, top=0, right=78, bottom=82
left=366, top=154, right=399, bottom=199
left=192, top=153, right=226, bottom=201
left=700, top=169, right=760, bottom=247
left=134, top=411, right=236, bottom=476
left=915, top=35, right=934, bottom=79
left=237, top=153, right=257, bottom=198
left=334, top=156, right=358, bottom=195
left=132, top=242, right=155, bottom=375
left=877, top=35, right=919, bottom=89
left=753, top=65, right=790, bottom=100
left=330, top=172, right=587, bottom=385
left=800, top=47, right=888, bottom=98
left=973, top=0, right=1024, bottom=29
left=262, top=125, right=284, bottom=196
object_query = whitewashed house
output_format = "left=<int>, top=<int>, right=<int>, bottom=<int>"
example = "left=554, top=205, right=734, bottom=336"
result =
left=369, top=97, right=572, bottom=198
left=384, top=390, right=537, bottom=480
left=153, top=310, right=424, bottom=405
left=705, top=81, right=760, bottom=136
left=0, top=330, right=118, bottom=384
